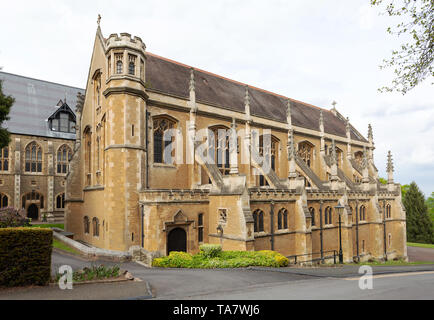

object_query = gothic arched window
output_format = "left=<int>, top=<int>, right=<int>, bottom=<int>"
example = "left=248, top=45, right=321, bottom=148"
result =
left=298, top=141, right=314, bottom=167
left=153, top=116, right=176, bottom=164
left=253, top=209, right=264, bottom=233
left=0, top=193, right=8, bottom=208
left=57, top=145, right=72, bottom=174
left=309, top=207, right=316, bottom=226
left=386, top=204, right=392, bottom=219
left=354, top=151, right=364, bottom=168
left=277, top=208, right=288, bottom=230
left=209, top=126, right=231, bottom=176
left=259, top=135, right=279, bottom=186
left=56, top=193, right=65, bottom=209
left=360, top=205, right=367, bottom=221
left=84, top=216, right=90, bottom=234
left=325, top=207, right=333, bottom=225
left=116, top=60, right=123, bottom=74
left=25, top=142, right=43, bottom=173
left=92, top=217, right=100, bottom=237
left=0, top=147, right=9, bottom=171
left=128, top=54, right=136, bottom=75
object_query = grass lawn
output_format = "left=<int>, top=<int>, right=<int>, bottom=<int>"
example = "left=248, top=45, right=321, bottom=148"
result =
left=407, top=242, right=434, bottom=249
left=52, top=239, right=81, bottom=255
left=30, top=224, right=64, bottom=229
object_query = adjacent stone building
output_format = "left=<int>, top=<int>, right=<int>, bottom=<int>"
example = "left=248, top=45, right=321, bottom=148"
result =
left=65, top=24, right=407, bottom=263
left=0, top=71, right=84, bottom=222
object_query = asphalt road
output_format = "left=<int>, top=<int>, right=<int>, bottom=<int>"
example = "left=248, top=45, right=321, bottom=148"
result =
left=2, top=247, right=434, bottom=300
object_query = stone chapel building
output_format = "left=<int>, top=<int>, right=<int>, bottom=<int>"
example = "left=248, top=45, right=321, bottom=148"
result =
left=65, top=24, right=407, bottom=263
left=0, top=71, right=84, bottom=222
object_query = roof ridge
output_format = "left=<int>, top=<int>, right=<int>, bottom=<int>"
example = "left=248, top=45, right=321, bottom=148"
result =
left=146, top=52, right=332, bottom=114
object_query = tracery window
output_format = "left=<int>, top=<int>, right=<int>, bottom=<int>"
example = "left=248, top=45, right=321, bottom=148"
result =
left=153, top=116, right=176, bottom=164
left=25, top=142, right=43, bottom=173
left=386, top=204, right=392, bottom=219
left=84, top=128, right=92, bottom=186
left=209, top=126, right=230, bottom=176
left=128, top=54, right=136, bottom=75
left=277, top=208, right=288, bottom=230
left=259, top=135, right=279, bottom=186
left=115, top=53, right=123, bottom=74
left=253, top=209, right=264, bottom=233
left=56, top=193, right=65, bottom=209
left=57, top=145, right=72, bottom=174
left=0, top=147, right=9, bottom=171
left=298, top=141, right=314, bottom=167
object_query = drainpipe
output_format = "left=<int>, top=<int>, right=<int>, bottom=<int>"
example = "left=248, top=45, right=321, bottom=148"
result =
left=145, top=111, right=150, bottom=189
left=141, top=204, right=145, bottom=248
left=270, top=201, right=275, bottom=251
left=355, top=200, right=360, bottom=262
left=383, top=199, right=387, bottom=261
left=320, top=200, right=324, bottom=263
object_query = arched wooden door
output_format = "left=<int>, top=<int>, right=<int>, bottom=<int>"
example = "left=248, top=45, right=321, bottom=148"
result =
left=167, top=228, right=187, bottom=254
left=27, top=204, right=39, bottom=221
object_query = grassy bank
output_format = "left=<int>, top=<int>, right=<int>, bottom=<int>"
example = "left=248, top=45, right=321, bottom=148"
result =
left=407, top=242, right=434, bottom=249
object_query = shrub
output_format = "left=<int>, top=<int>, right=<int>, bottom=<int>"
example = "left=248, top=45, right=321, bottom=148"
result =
left=152, top=249, right=289, bottom=269
left=0, top=228, right=52, bottom=287
left=199, top=244, right=222, bottom=258
left=0, top=207, right=30, bottom=228
left=54, top=265, right=121, bottom=283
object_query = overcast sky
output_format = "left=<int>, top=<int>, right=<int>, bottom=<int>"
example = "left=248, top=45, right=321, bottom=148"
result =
left=1, top=0, right=433, bottom=197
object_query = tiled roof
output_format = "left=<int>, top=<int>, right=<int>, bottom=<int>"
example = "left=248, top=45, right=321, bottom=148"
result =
left=0, top=71, right=85, bottom=140
left=146, top=52, right=367, bottom=142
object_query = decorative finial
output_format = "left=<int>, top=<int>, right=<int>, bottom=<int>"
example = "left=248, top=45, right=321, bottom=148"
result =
left=368, top=124, right=373, bottom=141
left=346, top=117, right=350, bottom=132
left=332, top=101, right=337, bottom=108
left=189, top=68, right=195, bottom=92
left=286, top=99, right=292, bottom=117
left=97, top=14, right=101, bottom=26
left=387, top=151, right=394, bottom=173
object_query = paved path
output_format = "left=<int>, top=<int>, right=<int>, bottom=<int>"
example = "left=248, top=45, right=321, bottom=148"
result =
left=407, top=246, right=434, bottom=262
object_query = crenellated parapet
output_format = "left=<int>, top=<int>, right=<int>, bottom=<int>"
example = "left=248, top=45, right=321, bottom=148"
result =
left=105, top=32, right=146, bottom=54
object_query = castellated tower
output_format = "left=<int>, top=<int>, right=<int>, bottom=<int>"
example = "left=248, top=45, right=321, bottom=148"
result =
left=66, top=27, right=148, bottom=251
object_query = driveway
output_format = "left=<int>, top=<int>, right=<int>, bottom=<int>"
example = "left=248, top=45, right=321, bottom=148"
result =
left=407, top=246, right=434, bottom=262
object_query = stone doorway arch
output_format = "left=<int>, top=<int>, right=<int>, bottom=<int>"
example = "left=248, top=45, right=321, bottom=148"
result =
left=167, top=228, right=187, bottom=255
left=27, top=204, right=39, bottom=221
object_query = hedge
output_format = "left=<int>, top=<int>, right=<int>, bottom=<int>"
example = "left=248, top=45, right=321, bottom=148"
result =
left=0, top=228, right=53, bottom=287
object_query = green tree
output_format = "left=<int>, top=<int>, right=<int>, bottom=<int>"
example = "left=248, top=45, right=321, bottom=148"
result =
left=401, top=184, right=410, bottom=197
left=403, top=182, right=434, bottom=244
left=0, top=79, right=14, bottom=148
left=371, top=0, right=434, bottom=94
left=379, top=177, right=387, bottom=185
left=426, top=192, right=434, bottom=222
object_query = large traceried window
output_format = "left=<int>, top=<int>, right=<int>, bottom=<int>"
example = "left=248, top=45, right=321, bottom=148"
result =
left=209, top=126, right=231, bottom=176
left=0, top=147, right=9, bottom=171
left=57, top=145, right=72, bottom=174
left=298, top=141, right=314, bottom=167
left=259, top=135, right=279, bottom=186
left=153, top=116, right=176, bottom=164
left=25, top=142, right=42, bottom=173
left=253, top=209, right=264, bottom=233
